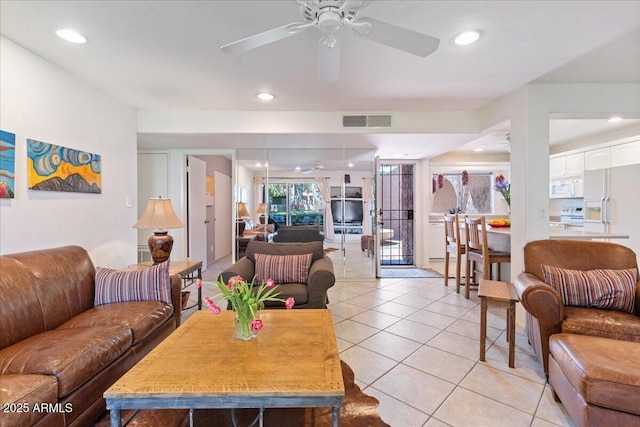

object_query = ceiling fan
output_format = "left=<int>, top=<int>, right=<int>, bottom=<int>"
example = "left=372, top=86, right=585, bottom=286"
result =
left=479, top=131, right=511, bottom=153
left=295, top=161, right=324, bottom=174
left=221, top=0, right=440, bottom=83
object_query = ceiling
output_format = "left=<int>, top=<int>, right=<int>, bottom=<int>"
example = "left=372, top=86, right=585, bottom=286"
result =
left=2, top=0, right=639, bottom=159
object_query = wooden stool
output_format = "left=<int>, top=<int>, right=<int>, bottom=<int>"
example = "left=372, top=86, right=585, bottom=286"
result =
left=479, top=279, right=518, bottom=368
left=361, top=235, right=374, bottom=257
left=443, top=214, right=466, bottom=293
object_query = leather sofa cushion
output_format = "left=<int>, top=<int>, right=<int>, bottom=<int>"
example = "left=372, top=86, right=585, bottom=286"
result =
left=0, top=325, right=132, bottom=397
left=562, top=306, right=640, bottom=342
left=0, top=374, right=58, bottom=427
left=0, top=257, right=46, bottom=349
left=550, top=334, right=640, bottom=415
left=58, top=301, right=173, bottom=344
left=3, top=246, right=95, bottom=331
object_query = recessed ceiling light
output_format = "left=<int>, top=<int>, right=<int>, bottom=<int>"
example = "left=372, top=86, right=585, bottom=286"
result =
left=295, top=166, right=301, bottom=171
left=393, top=153, right=408, bottom=158
left=454, top=30, right=481, bottom=46
left=348, top=162, right=354, bottom=167
left=608, top=116, right=623, bottom=123
left=256, top=92, right=275, bottom=101
left=474, top=147, right=484, bottom=152
left=56, top=29, right=87, bottom=44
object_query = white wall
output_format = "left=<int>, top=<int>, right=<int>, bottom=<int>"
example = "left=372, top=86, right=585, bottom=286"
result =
left=0, top=37, right=138, bottom=268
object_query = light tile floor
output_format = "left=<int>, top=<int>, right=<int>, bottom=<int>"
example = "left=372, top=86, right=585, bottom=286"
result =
left=186, top=255, right=576, bottom=427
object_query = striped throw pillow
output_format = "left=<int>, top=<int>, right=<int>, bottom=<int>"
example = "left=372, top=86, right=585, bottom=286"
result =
left=541, top=264, right=637, bottom=313
left=255, top=253, right=313, bottom=284
left=95, top=260, right=172, bottom=306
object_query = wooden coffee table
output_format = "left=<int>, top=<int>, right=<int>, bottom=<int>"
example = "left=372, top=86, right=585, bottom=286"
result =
left=104, top=310, right=345, bottom=426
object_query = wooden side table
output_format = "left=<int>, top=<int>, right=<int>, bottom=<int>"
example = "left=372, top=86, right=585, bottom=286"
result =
left=134, top=260, right=203, bottom=310
left=479, top=279, right=519, bottom=368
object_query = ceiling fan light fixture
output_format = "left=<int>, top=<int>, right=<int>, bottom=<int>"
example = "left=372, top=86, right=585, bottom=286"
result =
left=256, top=92, right=275, bottom=101
left=454, top=30, right=481, bottom=46
left=56, top=29, right=87, bottom=44
left=608, top=116, right=623, bottom=123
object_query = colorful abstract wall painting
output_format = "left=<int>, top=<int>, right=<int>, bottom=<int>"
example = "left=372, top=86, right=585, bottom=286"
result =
left=27, top=139, right=101, bottom=193
left=0, top=130, right=16, bottom=198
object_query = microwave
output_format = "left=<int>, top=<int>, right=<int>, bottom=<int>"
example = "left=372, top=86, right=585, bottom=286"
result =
left=550, top=177, right=583, bottom=198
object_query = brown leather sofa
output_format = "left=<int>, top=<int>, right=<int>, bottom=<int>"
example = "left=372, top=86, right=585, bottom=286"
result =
left=514, top=239, right=640, bottom=375
left=0, top=246, right=181, bottom=427
left=220, top=241, right=335, bottom=309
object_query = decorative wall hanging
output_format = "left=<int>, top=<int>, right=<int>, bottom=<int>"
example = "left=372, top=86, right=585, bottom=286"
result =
left=0, top=130, right=16, bottom=198
left=27, top=139, right=101, bottom=193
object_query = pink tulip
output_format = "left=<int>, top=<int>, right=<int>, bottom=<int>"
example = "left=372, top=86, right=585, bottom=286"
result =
left=265, top=278, right=275, bottom=288
left=285, top=297, right=295, bottom=310
left=204, top=296, right=221, bottom=314
left=196, top=279, right=202, bottom=288
left=250, top=318, right=264, bottom=332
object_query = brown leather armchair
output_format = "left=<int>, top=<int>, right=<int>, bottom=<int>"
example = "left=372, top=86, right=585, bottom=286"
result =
left=514, top=239, right=640, bottom=374
left=220, top=241, right=334, bottom=309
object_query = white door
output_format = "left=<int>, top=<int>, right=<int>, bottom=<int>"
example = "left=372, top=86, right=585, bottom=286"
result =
left=187, top=156, right=207, bottom=268
left=214, top=171, right=232, bottom=260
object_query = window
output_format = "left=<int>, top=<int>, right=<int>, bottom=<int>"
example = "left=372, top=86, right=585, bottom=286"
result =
left=267, top=182, right=324, bottom=226
left=431, top=172, right=493, bottom=214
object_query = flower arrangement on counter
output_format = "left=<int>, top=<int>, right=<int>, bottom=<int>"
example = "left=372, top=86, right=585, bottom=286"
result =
left=197, top=276, right=294, bottom=339
left=494, top=174, right=511, bottom=208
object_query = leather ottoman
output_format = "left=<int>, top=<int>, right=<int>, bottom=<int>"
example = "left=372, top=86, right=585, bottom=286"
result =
left=361, top=235, right=374, bottom=256
left=549, top=333, right=640, bottom=427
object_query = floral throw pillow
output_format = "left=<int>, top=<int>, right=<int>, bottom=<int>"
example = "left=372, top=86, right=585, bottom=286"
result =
left=255, top=253, right=313, bottom=284
left=95, top=260, right=172, bottom=306
left=541, top=264, right=637, bottom=314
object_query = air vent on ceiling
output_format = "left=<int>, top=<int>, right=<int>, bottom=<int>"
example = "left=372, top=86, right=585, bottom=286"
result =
left=342, top=114, right=392, bottom=128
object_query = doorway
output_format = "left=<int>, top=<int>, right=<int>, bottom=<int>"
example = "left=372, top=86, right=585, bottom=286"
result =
left=378, top=162, right=416, bottom=267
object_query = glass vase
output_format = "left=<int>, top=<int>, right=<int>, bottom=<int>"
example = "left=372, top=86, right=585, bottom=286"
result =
left=234, top=305, right=260, bottom=341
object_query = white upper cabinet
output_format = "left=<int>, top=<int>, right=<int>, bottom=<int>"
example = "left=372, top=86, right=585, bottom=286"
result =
left=549, top=156, right=566, bottom=178
left=610, top=140, right=640, bottom=168
left=550, top=153, right=584, bottom=177
left=565, top=153, right=584, bottom=175
left=584, top=147, right=611, bottom=170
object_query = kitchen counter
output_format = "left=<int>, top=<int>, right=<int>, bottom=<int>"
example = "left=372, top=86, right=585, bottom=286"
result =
left=486, top=226, right=629, bottom=240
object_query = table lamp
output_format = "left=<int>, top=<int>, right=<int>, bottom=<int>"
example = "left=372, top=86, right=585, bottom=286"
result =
left=236, top=202, right=250, bottom=236
left=256, top=203, right=266, bottom=224
left=133, top=197, right=185, bottom=264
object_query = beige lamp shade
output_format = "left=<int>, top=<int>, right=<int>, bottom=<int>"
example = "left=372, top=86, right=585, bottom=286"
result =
left=237, top=202, right=250, bottom=218
left=255, top=203, right=266, bottom=214
left=133, top=198, right=184, bottom=264
left=133, top=198, right=185, bottom=231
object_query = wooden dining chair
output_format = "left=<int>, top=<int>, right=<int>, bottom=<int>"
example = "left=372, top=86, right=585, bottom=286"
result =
left=464, top=216, right=511, bottom=299
left=443, top=214, right=466, bottom=293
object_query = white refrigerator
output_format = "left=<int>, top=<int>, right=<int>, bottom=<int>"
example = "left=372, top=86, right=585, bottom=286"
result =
left=583, top=164, right=640, bottom=256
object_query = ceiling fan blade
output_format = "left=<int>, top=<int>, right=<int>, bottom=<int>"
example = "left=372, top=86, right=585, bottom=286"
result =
left=318, top=37, right=341, bottom=83
left=351, top=17, right=439, bottom=57
left=221, top=23, right=310, bottom=54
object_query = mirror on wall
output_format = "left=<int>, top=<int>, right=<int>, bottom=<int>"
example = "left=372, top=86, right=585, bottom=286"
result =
left=236, top=147, right=375, bottom=280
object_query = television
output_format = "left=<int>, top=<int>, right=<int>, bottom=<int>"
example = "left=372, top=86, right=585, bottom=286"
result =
left=331, top=200, right=363, bottom=225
